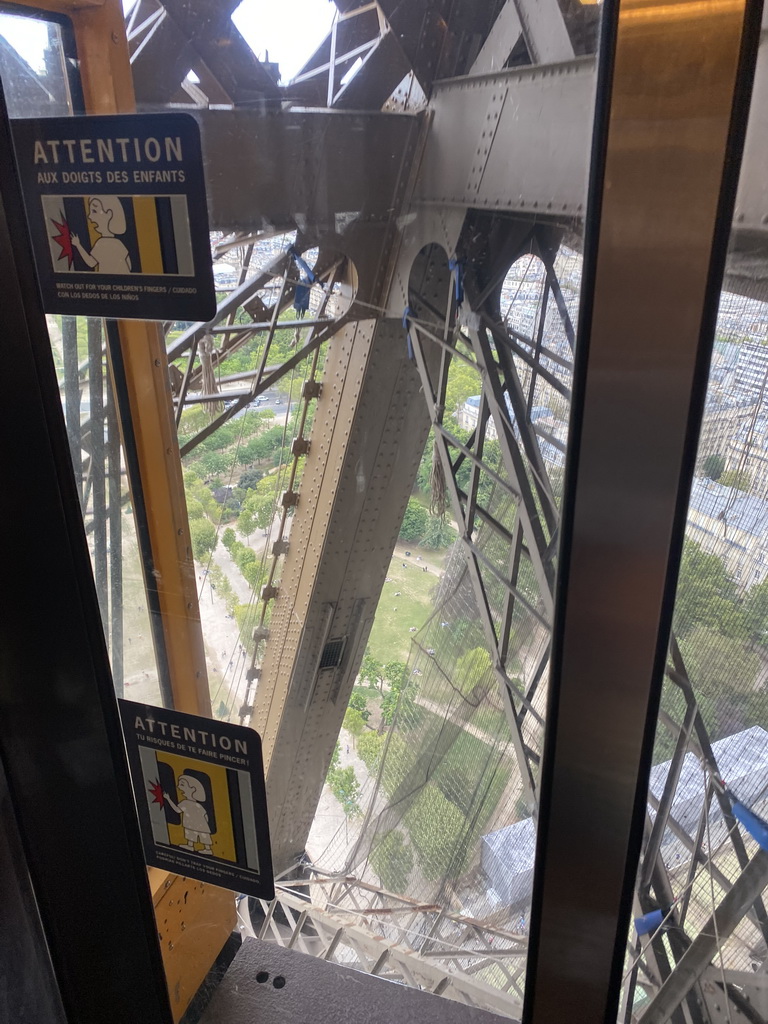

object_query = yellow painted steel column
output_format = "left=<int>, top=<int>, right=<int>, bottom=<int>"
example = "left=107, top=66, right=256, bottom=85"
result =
left=73, top=0, right=211, bottom=716
left=112, top=318, right=212, bottom=715
left=18, top=0, right=212, bottom=716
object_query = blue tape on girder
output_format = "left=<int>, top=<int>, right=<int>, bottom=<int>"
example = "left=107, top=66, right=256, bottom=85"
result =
left=448, top=256, right=464, bottom=307
left=634, top=909, right=665, bottom=936
left=733, top=801, right=768, bottom=851
left=287, top=244, right=316, bottom=283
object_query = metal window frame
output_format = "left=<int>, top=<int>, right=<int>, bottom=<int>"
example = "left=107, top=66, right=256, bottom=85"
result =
left=523, top=0, right=764, bottom=1020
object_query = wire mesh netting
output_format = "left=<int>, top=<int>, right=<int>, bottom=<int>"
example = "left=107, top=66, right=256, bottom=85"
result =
left=634, top=288, right=768, bottom=991
left=309, top=245, right=581, bottom=942
left=307, top=246, right=768, bottom=1012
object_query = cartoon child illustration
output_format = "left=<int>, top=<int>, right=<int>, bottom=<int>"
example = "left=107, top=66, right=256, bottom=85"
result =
left=71, top=196, right=132, bottom=274
left=163, top=774, right=213, bottom=855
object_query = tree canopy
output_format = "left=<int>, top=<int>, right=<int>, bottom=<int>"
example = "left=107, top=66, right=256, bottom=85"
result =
left=399, top=499, right=429, bottom=542
left=189, top=518, right=217, bottom=560
left=371, top=830, right=413, bottom=894
left=701, top=453, right=725, bottom=481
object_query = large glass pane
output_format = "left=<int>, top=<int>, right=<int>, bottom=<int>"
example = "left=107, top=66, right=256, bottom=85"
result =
left=628, top=52, right=768, bottom=1023
left=2, top=0, right=604, bottom=1017
left=0, top=10, right=73, bottom=118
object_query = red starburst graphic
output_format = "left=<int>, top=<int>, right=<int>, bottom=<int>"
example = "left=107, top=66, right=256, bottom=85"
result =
left=51, top=217, right=74, bottom=268
left=148, top=779, right=165, bottom=807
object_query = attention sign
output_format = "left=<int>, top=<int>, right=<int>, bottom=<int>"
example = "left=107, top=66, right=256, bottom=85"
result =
left=119, top=700, right=274, bottom=899
left=11, top=113, right=216, bottom=322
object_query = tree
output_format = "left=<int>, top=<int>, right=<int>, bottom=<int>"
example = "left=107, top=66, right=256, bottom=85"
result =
left=238, top=491, right=274, bottom=539
left=455, top=647, right=494, bottom=700
left=348, top=692, right=370, bottom=721
left=420, top=514, right=457, bottom=550
left=343, top=707, right=367, bottom=744
left=384, top=661, right=409, bottom=691
left=359, top=648, right=386, bottom=692
left=326, top=764, right=361, bottom=817
left=222, top=527, right=236, bottom=550
left=198, top=450, right=228, bottom=478
left=237, top=504, right=256, bottom=540
left=679, top=625, right=761, bottom=739
left=253, top=493, right=275, bottom=532
left=380, top=685, right=419, bottom=728
left=187, top=498, right=206, bottom=520
left=189, top=518, right=217, bottom=560
left=238, top=467, right=263, bottom=491
left=673, top=540, right=739, bottom=638
left=239, top=548, right=256, bottom=570
left=720, top=468, right=752, bottom=492
left=357, top=731, right=384, bottom=773
left=743, top=577, right=768, bottom=646
left=444, top=353, right=480, bottom=423
left=399, top=498, right=428, bottom=543
left=405, top=784, right=471, bottom=881
left=702, top=453, right=725, bottom=481
left=242, top=561, right=264, bottom=591
left=371, top=830, right=414, bottom=893
left=380, top=661, right=420, bottom=728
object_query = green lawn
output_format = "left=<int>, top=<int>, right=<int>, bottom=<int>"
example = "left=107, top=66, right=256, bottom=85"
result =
left=367, top=553, right=439, bottom=663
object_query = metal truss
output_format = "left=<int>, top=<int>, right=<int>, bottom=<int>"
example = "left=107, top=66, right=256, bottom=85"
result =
left=153, top=164, right=768, bottom=1024
left=160, top=224, right=768, bottom=1023
left=124, top=0, right=590, bottom=114
left=622, top=639, right=768, bottom=1024
left=247, top=871, right=527, bottom=1017
left=58, top=317, right=125, bottom=693
left=126, top=0, right=281, bottom=107
left=406, top=226, right=768, bottom=1023
left=168, top=244, right=350, bottom=455
left=405, top=230, right=570, bottom=804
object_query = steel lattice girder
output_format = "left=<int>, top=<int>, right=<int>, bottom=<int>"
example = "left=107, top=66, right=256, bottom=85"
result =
left=128, top=0, right=280, bottom=105
left=250, top=877, right=526, bottom=1016
left=402, top=213, right=768, bottom=1024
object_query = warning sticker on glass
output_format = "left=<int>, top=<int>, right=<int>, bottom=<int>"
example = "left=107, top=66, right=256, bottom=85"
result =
left=119, top=700, right=274, bottom=899
left=11, top=113, right=216, bottom=322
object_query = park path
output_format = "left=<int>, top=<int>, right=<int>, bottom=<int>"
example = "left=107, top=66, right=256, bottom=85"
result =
left=195, top=511, right=286, bottom=720
left=306, top=727, right=371, bottom=869
left=392, top=540, right=447, bottom=578
left=415, top=693, right=503, bottom=748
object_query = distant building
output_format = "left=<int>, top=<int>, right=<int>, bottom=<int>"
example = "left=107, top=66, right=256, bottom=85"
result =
left=733, top=342, right=768, bottom=401
left=457, top=395, right=491, bottom=436
left=480, top=816, right=536, bottom=911
left=648, top=725, right=768, bottom=865
left=686, top=477, right=768, bottom=587
left=481, top=726, right=768, bottom=909
left=725, top=415, right=768, bottom=497
left=457, top=397, right=566, bottom=469
left=696, top=393, right=755, bottom=467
